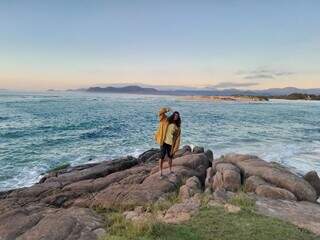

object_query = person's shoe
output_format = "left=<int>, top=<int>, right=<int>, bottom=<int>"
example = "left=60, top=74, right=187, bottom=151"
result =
left=159, top=174, right=164, bottom=179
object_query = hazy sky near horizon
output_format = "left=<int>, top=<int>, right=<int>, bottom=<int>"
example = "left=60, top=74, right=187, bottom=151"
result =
left=0, top=1, right=319, bottom=90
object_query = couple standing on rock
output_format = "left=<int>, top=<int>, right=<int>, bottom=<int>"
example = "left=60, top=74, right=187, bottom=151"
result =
left=155, top=107, right=181, bottom=178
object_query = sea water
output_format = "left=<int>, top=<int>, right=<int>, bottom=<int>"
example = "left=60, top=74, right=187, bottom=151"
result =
left=0, top=91, right=319, bottom=191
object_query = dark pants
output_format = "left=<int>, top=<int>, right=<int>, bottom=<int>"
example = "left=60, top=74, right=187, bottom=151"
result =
left=160, top=142, right=172, bottom=159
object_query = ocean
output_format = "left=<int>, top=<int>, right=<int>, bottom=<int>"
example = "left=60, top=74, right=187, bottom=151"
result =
left=0, top=91, right=319, bottom=191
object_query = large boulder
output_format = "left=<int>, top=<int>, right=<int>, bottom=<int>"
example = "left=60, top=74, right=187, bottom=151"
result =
left=212, top=163, right=241, bottom=192
left=138, top=148, right=161, bottom=163
left=179, top=176, right=202, bottom=201
left=42, top=156, right=139, bottom=185
left=221, top=154, right=317, bottom=202
left=244, top=175, right=266, bottom=192
left=245, top=175, right=297, bottom=201
left=193, top=146, right=204, bottom=154
left=205, top=150, right=214, bottom=163
left=174, top=145, right=192, bottom=158
left=255, top=185, right=297, bottom=201
left=304, top=171, right=320, bottom=197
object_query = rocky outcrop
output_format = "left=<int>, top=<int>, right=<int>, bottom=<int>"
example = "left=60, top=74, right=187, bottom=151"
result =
left=216, top=154, right=317, bottom=202
left=245, top=176, right=297, bottom=201
left=1, top=149, right=320, bottom=239
left=0, top=148, right=210, bottom=240
left=0, top=206, right=105, bottom=240
left=92, top=153, right=210, bottom=209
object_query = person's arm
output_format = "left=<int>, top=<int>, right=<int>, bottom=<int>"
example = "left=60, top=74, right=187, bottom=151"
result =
left=158, top=107, right=171, bottom=120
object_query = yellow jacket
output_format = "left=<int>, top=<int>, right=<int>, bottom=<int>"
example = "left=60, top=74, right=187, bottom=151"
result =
left=155, top=107, right=181, bottom=155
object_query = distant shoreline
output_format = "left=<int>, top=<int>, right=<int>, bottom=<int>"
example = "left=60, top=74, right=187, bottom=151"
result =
left=79, top=85, right=320, bottom=101
left=180, top=95, right=269, bottom=102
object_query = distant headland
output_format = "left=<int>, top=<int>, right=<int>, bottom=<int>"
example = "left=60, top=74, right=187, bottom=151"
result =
left=69, top=85, right=320, bottom=101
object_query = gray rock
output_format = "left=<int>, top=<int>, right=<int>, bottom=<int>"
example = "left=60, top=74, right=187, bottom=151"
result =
left=0, top=207, right=104, bottom=240
left=212, top=189, right=235, bottom=203
left=304, top=171, right=320, bottom=197
left=221, top=154, right=317, bottom=202
left=205, top=150, right=214, bottom=163
left=138, top=148, right=161, bottom=163
left=255, top=185, right=297, bottom=201
left=212, top=163, right=241, bottom=192
left=174, top=145, right=192, bottom=158
left=244, top=175, right=296, bottom=201
left=256, top=197, right=320, bottom=236
left=193, top=146, right=204, bottom=154
left=179, top=176, right=202, bottom=201
left=92, top=153, right=210, bottom=208
left=162, top=195, right=201, bottom=224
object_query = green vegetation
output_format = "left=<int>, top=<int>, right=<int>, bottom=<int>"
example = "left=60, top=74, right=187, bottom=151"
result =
left=229, top=192, right=256, bottom=212
left=98, top=193, right=318, bottom=240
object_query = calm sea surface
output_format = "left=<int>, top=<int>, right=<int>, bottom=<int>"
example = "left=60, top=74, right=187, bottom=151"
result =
left=0, top=91, right=319, bottom=191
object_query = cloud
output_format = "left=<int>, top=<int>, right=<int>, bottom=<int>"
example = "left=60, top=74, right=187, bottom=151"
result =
left=273, top=71, right=295, bottom=76
left=211, top=82, right=259, bottom=89
left=244, top=74, right=274, bottom=79
left=237, top=68, right=295, bottom=80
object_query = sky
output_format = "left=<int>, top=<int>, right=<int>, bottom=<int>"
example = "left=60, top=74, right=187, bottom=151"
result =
left=0, top=0, right=319, bottom=90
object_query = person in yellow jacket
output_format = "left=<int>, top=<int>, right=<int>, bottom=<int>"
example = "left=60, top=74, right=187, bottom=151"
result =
left=155, top=107, right=181, bottom=177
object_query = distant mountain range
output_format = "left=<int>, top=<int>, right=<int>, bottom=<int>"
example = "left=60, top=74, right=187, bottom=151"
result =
left=81, top=85, right=320, bottom=97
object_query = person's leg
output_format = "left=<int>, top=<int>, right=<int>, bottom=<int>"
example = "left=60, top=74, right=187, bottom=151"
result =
left=168, top=145, right=173, bottom=173
left=159, top=145, right=165, bottom=177
left=159, top=158, right=164, bottom=176
left=168, top=156, right=173, bottom=173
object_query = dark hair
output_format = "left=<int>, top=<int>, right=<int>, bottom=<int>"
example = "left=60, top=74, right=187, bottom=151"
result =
left=168, top=111, right=181, bottom=128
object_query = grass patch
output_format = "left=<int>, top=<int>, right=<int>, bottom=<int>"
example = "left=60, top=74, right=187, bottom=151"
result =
left=98, top=191, right=181, bottom=240
left=101, top=206, right=318, bottom=240
left=146, top=192, right=180, bottom=213
left=99, top=192, right=318, bottom=240
left=229, top=192, right=256, bottom=212
left=145, top=206, right=318, bottom=240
